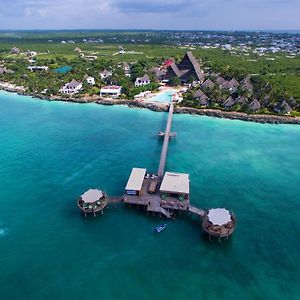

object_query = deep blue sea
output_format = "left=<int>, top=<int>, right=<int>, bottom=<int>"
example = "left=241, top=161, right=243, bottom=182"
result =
left=0, top=91, right=300, bottom=300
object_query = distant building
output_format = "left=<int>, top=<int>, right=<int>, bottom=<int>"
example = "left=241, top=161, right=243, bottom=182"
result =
left=241, top=81, right=254, bottom=92
left=135, top=74, right=151, bottom=87
left=216, top=76, right=226, bottom=86
left=86, top=76, right=95, bottom=85
left=248, top=99, right=261, bottom=111
left=150, top=67, right=166, bottom=81
left=235, top=96, right=248, bottom=105
left=166, top=51, right=204, bottom=83
left=0, top=67, right=14, bottom=74
left=100, top=85, right=122, bottom=98
left=26, top=50, right=37, bottom=58
left=74, top=47, right=82, bottom=53
left=274, top=100, right=292, bottom=114
left=201, top=79, right=215, bottom=89
left=85, top=55, right=97, bottom=61
left=27, top=66, right=48, bottom=72
left=60, top=79, right=82, bottom=94
left=100, top=69, right=112, bottom=80
left=122, top=62, right=131, bottom=77
left=223, top=96, right=235, bottom=109
left=229, top=78, right=239, bottom=89
left=10, top=47, right=20, bottom=54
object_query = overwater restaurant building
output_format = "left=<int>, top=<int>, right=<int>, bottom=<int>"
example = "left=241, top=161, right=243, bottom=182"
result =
left=159, top=172, right=190, bottom=201
left=125, top=168, right=146, bottom=196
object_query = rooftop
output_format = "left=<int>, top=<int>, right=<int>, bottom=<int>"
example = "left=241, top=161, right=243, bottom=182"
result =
left=160, top=172, right=190, bottom=195
left=207, top=208, right=232, bottom=226
left=125, top=168, right=146, bottom=191
left=81, top=189, right=104, bottom=203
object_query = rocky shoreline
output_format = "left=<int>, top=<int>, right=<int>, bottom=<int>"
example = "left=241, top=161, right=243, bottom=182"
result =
left=1, top=85, right=299, bottom=125
left=174, top=107, right=300, bottom=124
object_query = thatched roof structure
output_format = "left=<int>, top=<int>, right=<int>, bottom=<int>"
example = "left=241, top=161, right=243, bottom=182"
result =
left=275, top=100, right=292, bottom=114
left=223, top=96, right=235, bottom=108
left=249, top=99, right=261, bottom=111
left=167, top=52, right=204, bottom=82
left=236, top=96, right=248, bottom=105
left=201, top=79, right=215, bottom=89
left=216, top=76, right=226, bottom=86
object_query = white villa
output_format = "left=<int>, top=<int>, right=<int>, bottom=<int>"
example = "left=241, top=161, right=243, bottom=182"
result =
left=86, top=76, right=95, bottom=85
left=135, top=74, right=151, bottom=87
left=100, top=70, right=112, bottom=80
left=85, top=55, right=97, bottom=61
left=100, top=85, right=122, bottom=98
left=27, top=66, right=48, bottom=72
left=60, top=79, right=82, bottom=94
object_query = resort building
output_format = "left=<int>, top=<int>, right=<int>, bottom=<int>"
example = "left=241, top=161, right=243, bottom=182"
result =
left=216, top=76, right=226, bottom=86
left=249, top=99, right=261, bottom=111
left=201, top=79, right=215, bottom=89
left=125, top=168, right=147, bottom=196
left=223, top=96, right=236, bottom=109
left=59, top=79, right=82, bottom=94
left=77, top=189, right=108, bottom=216
left=27, top=66, right=48, bottom=72
left=236, top=96, right=248, bottom=105
left=159, top=172, right=190, bottom=201
left=123, top=62, right=131, bottom=77
left=100, top=69, right=112, bottom=80
left=166, top=51, right=204, bottom=83
left=0, top=67, right=14, bottom=74
left=135, top=74, right=151, bottom=87
left=85, top=55, right=97, bottom=61
left=10, top=47, right=20, bottom=54
left=100, top=85, right=122, bottom=98
left=86, top=76, right=95, bottom=85
left=26, top=51, right=37, bottom=58
left=274, top=100, right=292, bottom=114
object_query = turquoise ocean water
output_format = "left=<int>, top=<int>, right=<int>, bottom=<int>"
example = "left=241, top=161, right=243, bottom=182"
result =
left=0, top=91, right=300, bottom=300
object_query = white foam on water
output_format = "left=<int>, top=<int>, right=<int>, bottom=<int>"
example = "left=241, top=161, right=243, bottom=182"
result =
left=0, top=228, right=8, bottom=237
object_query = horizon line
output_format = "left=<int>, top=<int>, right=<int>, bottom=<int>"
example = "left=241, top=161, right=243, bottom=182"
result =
left=0, top=28, right=300, bottom=33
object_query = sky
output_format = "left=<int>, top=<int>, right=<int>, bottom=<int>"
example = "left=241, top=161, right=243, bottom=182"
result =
left=0, top=0, right=299, bottom=31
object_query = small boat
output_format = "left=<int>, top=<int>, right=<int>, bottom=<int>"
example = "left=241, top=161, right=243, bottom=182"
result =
left=154, top=224, right=167, bottom=233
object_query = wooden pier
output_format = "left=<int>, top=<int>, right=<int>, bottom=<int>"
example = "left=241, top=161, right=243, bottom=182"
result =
left=79, top=98, right=236, bottom=239
left=157, top=102, right=174, bottom=180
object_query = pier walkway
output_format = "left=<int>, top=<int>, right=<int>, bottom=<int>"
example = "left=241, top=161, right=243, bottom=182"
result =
left=188, top=205, right=206, bottom=218
left=157, top=102, right=174, bottom=180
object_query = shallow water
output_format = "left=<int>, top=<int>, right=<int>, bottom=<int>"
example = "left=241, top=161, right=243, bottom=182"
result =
left=0, top=91, right=300, bottom=300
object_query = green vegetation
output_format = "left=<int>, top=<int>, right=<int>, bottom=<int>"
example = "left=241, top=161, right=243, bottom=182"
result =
left=0, top=32, right=299, bottom=115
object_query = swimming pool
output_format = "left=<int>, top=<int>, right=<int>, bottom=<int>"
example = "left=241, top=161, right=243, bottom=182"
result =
left=149, top=90, right=174, bottom=103
left=55, top=66, right=72, bottom=74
